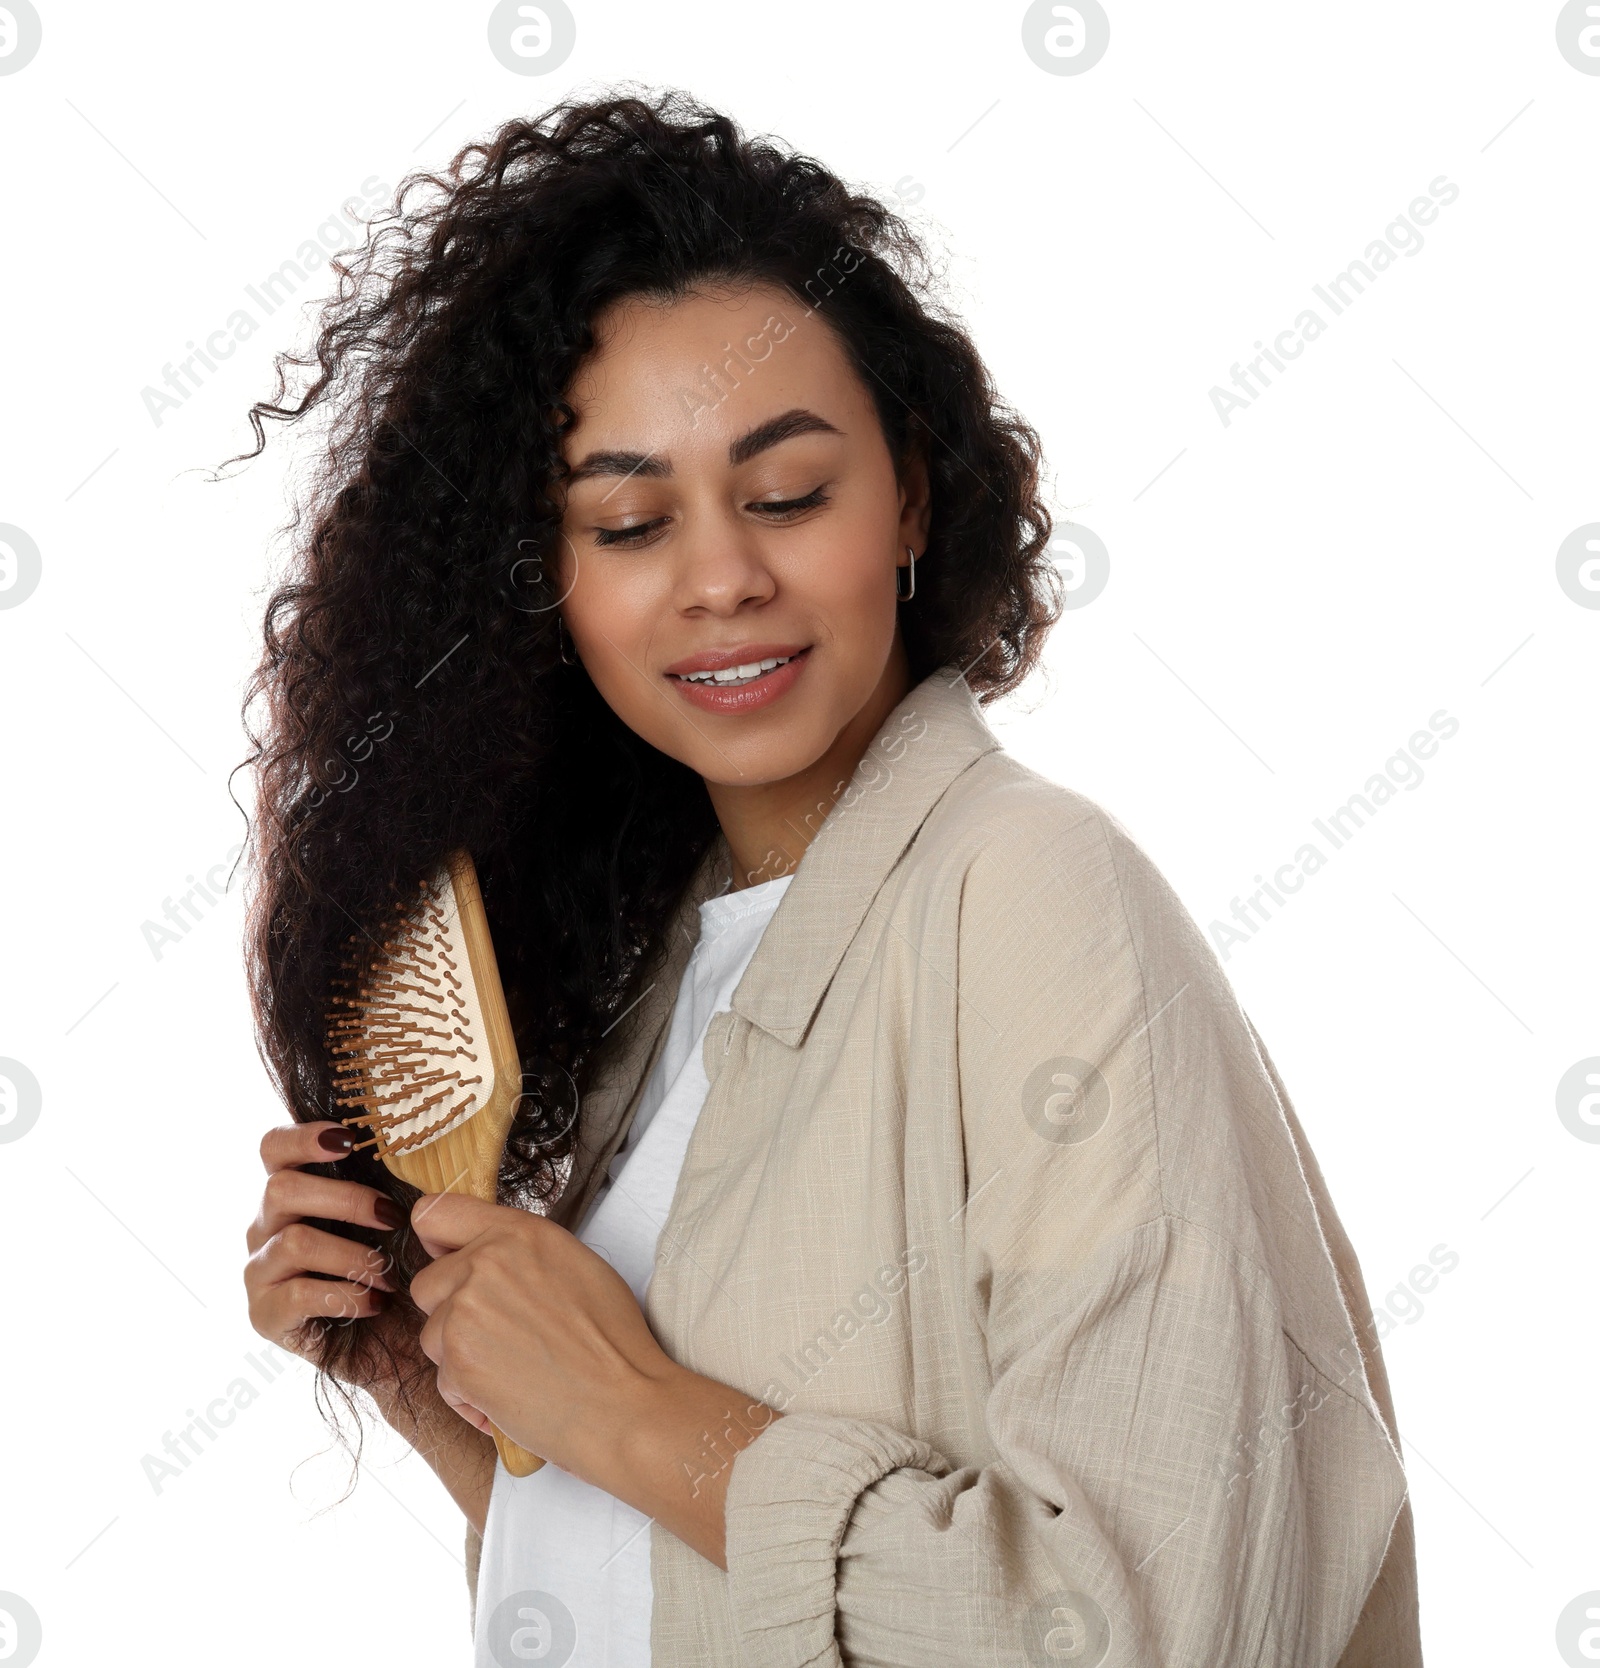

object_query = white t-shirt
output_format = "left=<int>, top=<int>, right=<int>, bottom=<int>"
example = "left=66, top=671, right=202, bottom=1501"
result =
left=473, top=871, right=793, bottom=1668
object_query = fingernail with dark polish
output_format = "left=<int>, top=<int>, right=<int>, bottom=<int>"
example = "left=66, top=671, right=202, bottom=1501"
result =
left=374, top=1197, right=405, bottom=1229
left=318, top=1126, right=355, bottom=1154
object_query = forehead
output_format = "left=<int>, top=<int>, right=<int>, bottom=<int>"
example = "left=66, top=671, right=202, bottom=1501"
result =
left=560, top=283, right=869, bottom=458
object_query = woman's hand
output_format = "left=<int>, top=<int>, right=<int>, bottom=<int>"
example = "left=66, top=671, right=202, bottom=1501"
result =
left=244, top=1123, right=499, bottom=1536
left=406, top=1193, right=671, bottom=1468
left=409, top=1193, right=781, bottom=1568
left=244, top=1120, right=405, bottom=1385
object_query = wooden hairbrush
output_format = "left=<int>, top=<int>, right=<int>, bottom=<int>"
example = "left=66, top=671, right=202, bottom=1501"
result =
left=326, top=847, right=544, bottom=1477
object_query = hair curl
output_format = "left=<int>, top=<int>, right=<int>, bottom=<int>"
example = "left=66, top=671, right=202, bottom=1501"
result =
left=234, top=84, right=1061, bottom=1441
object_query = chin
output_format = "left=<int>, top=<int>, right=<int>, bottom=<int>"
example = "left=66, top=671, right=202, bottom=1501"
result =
left=710, top=707, right=832, bottom=772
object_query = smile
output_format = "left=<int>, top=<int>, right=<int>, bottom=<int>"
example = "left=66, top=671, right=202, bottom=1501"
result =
left=672, top=654, right=797, bottom=688
left=665, top=646, right=813, bottom=712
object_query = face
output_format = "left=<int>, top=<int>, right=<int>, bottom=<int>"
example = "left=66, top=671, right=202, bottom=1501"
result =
left=551, top=283, right=928, bottom=790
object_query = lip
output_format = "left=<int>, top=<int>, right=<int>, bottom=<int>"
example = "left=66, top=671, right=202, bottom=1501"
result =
left=665, top=644, right=813, bottom=715
left=663, top=641, right=810, bottom=675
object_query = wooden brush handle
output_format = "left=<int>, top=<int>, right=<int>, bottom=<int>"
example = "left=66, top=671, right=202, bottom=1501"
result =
left=491, top=1424, right=543, bottom=1477
left=364, top=849, right=548, bottom=1480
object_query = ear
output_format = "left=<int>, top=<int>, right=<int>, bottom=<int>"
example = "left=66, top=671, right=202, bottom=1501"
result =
left=895, top=441, right=933, bottom=554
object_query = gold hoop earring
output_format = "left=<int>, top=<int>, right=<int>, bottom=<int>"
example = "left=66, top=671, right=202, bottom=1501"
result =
left=896, top=545, right=917, bottom=601
left=557, top=617, right=577, bottom=666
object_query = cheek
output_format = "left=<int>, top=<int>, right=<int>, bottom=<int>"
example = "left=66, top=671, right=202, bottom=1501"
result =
left=565, top=561, right=659, bottom=653
left=789, top=512, right=895, bottom=626
left=563, top=565, right=679, bottom=728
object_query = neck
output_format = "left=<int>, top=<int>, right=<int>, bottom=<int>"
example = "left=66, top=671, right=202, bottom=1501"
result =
left=707, top=637, right=913, bottom=891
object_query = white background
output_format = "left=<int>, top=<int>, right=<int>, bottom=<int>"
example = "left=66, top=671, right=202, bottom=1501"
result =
left=1, top=2, right=1596, bottom=1663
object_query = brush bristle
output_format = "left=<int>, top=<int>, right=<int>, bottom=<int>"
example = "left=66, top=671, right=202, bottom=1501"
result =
left=324, top=865, right=491, bottom=1159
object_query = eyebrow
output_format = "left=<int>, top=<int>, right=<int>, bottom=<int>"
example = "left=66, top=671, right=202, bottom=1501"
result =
left=564, top=407, right=844, bottom=486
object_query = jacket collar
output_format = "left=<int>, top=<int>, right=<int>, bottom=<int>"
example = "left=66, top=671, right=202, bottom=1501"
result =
left=716, top=660, right=1003, bottom=1049
left=553, top=661, right=1002, bottom=1228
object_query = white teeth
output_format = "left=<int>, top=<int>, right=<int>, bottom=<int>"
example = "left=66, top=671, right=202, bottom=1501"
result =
left=678, top=654, right=794, bottom=687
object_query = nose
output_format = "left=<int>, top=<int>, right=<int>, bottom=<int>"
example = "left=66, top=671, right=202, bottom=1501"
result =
left=670, top=516, right=778, bottom=616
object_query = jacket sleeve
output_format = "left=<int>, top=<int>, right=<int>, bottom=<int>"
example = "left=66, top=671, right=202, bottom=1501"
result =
left=719, top=795, right=1411, bottom=1668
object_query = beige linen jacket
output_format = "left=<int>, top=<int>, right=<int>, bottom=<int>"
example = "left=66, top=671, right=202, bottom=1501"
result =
left=464, top=662, right=1422, bottom=1667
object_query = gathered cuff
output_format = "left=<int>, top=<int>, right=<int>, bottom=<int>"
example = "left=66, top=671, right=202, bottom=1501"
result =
left=722, top=1412, right=950, bottom=1668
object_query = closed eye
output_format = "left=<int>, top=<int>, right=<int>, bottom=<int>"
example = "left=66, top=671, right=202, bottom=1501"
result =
left=754, top=486, right=831, bottom=517
left=591, top=486, right=833, bottom=548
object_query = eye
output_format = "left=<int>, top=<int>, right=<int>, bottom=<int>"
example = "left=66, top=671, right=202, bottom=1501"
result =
left=590, top=486, right=831, bottom=548
left=592, top=516, right=668, bottom=549
left=752, top=486, right=830, bottom=517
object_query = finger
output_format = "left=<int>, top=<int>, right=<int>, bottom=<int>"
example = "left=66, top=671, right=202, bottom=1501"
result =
left=251, top=1168, right=404, bottom=1249
left=277, top=1273, right=389, bottom=1331
left=249, top=1221, right=399, bottom=1294
left=406, top=1246, right=477, bottom=1318
left=436, top=1385, right=495, bottom=1436
left=451, top=1403, right=494, bottom=1437
left=259, top=1121, right=362, bottom=1175
left=408, top=1192, right=499, bottom=1259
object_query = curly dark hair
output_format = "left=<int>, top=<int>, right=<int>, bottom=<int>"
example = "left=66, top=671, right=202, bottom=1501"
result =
left=235, top=84, right=1061, bottom=1427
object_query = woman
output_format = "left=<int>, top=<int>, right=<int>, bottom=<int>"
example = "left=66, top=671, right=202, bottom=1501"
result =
left=241, top=90, right=1421, bottom=1666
